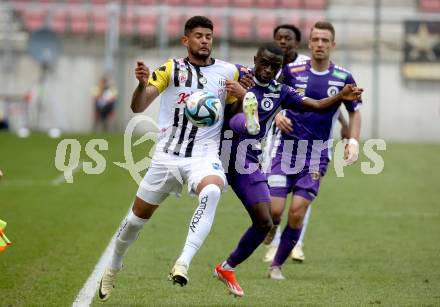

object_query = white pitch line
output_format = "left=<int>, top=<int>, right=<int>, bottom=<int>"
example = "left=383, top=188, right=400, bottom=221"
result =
left=51, top=161, right=84, bottom=186
left=0, top=179, right=50, bottom=187
left=72, top=205, right=132, bottom=307
left=72, top=234, right=115, bottom=307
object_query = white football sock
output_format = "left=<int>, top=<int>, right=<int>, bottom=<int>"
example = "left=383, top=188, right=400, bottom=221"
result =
left=110, top=210, right=148, bottom=270
left=298, top=205, right=312, bottom=245
left=177, top=184, right=221, bottom=266
left=270, top=225, right=282, bottom=247
left=221, top=260, right=234, bottom=271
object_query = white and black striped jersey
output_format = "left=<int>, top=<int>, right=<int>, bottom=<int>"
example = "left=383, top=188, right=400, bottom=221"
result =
left=148, top=57, right=239, bottom=158
left=263, top=53, right=311, bottom=170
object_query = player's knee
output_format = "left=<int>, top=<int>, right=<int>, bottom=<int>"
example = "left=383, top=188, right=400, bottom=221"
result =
left=272, top=216, right=282, bottom=225
left=271, top=210, right=283, bottom=223
left=254, top=217, right=273, bottom=233
left=288, top=208, right=304, bottom=226
left=132, top=197, right=159, bottom=219
left=197, top=176, right=224, bottom=194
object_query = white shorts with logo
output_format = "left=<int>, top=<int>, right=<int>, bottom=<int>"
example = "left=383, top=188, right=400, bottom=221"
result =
left=136, top=151, right=226, bottom=205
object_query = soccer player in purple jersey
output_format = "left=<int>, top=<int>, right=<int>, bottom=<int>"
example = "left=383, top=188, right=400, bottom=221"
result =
left=265, top=21, right=362, bottom=280
left=263, top=23, right=350, bottom=263
left=273, top=24, right=310, bottom=77
left=214, top=42, right=362, bottom=297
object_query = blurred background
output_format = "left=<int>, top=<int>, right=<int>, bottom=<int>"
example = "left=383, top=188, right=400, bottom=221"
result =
left=0, top=0, right=439, bottom=141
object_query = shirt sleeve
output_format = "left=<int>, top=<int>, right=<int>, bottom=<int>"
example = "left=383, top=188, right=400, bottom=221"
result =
left=281, top=85, right=307, bottom=109
left=226, top=66, right=240, bottom=105
left=147, top=59, right=172, bottom=94
left=343, top=73, right=362, bottom=112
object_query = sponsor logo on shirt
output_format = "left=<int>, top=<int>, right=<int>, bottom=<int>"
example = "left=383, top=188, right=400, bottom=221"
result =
left=295, top=88, right=305, bottom=96
left=178, top=70, right=188, bottom=84
left=327, top=86, right=340, bottom=97
left=212, top=162, right=222, bottom=170
left=218, top=88, right=226, bottom=99
left=295, top=76, right=309, bottom=82
left=328, top=80, right=345, bottom=86
left=268, top=175, right=287, bottom=187
left=263, top=93, right=280, bottom=98
left=261, top=97, right=274, bottom=111
left=268, top=83, right=282, bottom=93
left=218, top=77, right=226, bottom=87
left=177, top=92, right=190, bottom=104
left=290, top=66, right=306, bottom=73
left=332, top=70, right=348, bottom=80
left=295, top=83, right=307, bottom=88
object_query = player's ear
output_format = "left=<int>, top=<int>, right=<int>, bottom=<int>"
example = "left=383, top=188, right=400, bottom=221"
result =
left=181, top=35, right=188, bottom=47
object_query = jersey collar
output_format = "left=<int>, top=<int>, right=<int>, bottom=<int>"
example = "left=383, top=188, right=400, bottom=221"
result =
left=184, top=57, right=216, bottom=67
left=252, top=76, right=270, bottom=87
left=309, top=61, right=335, bottom=76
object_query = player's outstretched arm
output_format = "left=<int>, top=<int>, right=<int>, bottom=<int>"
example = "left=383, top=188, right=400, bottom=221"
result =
left=339, top=112, right=350, bottom=139
left=302, top=84, right=363, bottom=111
left=344, top=110, right=361, bottom=165
left=131, top=61, right=159, bottom=113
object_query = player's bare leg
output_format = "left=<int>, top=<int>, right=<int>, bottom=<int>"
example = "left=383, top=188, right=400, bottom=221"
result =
left=99, top=197, right=159, bottom=301
left=264, top=196, right=286, bottom=262
left=291, top=205, right=312, bottom=262
left=170, top=175, right=224, bottom=286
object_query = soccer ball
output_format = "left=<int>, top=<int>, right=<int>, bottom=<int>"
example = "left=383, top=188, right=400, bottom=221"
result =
left=184, top=91, right=222, bottom=127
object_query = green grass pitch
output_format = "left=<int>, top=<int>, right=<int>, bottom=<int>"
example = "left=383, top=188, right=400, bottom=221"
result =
left=0, top=133, right=439, bottom=306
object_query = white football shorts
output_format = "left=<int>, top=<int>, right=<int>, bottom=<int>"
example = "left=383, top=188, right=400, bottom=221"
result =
left=136, top=151, right=226, bottom=205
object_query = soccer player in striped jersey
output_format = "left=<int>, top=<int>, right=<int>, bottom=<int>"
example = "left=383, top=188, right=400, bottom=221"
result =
left=98, top=16, right=239, bottom=301
left=265, top=21, right=362, bottom=280
left=213, top=42, right=362, bottom=297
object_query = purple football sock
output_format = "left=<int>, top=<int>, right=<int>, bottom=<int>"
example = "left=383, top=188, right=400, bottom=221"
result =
left=229, top=113, right=247, bottom=135
left=271, top=225, right=302, bottom=267
left=227, top=225, right=268, bottom=268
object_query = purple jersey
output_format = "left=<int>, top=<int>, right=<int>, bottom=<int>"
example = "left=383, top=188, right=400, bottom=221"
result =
left=223, top=68, right=306, bottom=175
left=268, top=60, right=361, bottom=175
left=236, top=64, right=253, bottom=80
left=222, top=64, right=306, bottom=207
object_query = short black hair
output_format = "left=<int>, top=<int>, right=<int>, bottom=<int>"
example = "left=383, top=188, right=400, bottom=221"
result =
left=257, top=42, right=283, bottom=57
left=184, top=16, right=214, bottom=35
left=273, top=24, right=301, bottom=42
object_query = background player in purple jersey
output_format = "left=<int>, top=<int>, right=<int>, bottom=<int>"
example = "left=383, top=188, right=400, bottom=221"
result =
left=263, top=23, right=350, bottom=263
left=273, top=24, right=310, bottom=78
left=265, top=21, right=362, bottom=280
left=214, top=42, right=362, bottom=297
